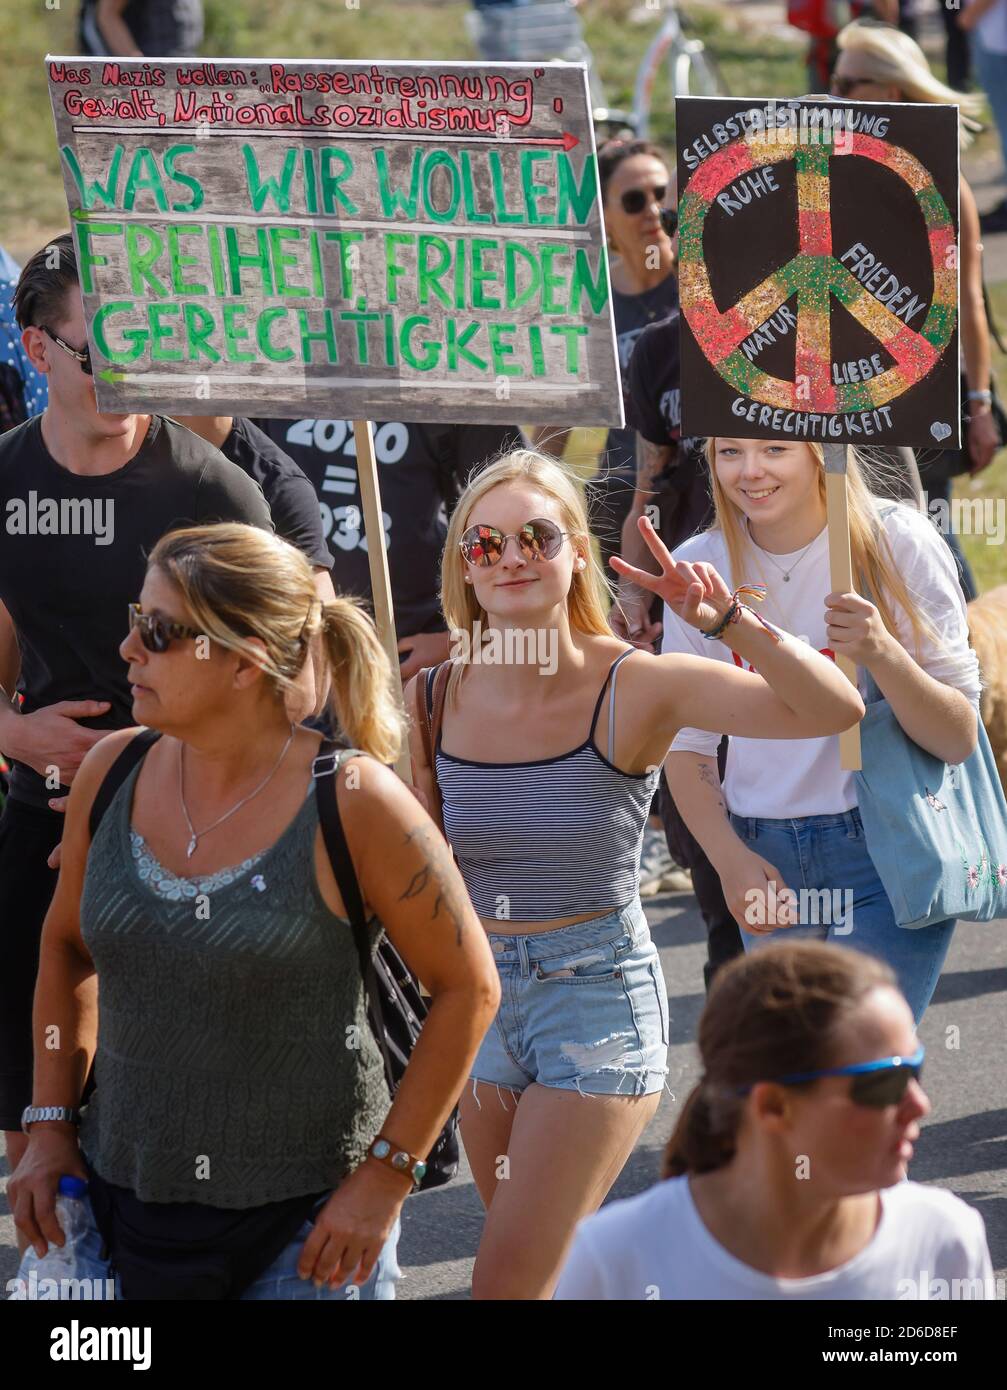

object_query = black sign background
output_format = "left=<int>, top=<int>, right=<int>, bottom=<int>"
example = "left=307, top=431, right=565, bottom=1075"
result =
left=676, top=96, right=960, bottom=449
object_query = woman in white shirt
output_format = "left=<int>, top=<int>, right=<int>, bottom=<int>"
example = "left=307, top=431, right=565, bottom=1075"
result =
left=636, top=437, right=981, bottom=1022
left=555, top=941, right=993, bottom=1300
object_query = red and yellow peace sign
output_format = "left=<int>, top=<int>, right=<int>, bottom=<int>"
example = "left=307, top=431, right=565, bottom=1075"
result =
left=677, top=129, right=956, bottom=414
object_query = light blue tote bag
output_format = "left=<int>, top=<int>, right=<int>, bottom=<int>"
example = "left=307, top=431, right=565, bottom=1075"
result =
left=854, top=670, right=1007, bottom=929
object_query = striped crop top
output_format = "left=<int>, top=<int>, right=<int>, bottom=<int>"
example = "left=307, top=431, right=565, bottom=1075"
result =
left=435, top=650, right=660, bottom=921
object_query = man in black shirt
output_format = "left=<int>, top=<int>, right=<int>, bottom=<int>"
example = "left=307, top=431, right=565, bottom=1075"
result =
left=614, top=307, right=743, bottom=990
left=0, top=236, right=271, bottom=1176
left=178, top=416, right=335, bottom=587
left=256, top=416, right=526, bottom=678
left=613, top=307, right=712, bottom=646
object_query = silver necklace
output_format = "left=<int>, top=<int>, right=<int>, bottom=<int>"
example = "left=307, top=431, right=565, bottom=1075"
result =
left=179, top=725, right=296, bottom=859
left=747, top=524, right=821, bottom=583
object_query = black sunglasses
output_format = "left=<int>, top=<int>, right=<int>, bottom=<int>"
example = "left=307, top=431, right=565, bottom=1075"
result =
left=40, top=325, right=92, bottom=376
left=128, top=603, right=202, bottom=653
left=459, top=518, right=570, bottom=568
left=620, top=183, right=668, bottom=215
left=736, top=1045, right=926, bottom=1110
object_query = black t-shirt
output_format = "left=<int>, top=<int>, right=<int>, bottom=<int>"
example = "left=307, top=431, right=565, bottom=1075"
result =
left=604, top=273, right=680, bottom=479
left=219, top=418, right=332, bottom=571
left=0, top=414, right=272, bottom=806
left=254, top=417, right=525, bottom=638
left=627, top=310, right=714, bottom=552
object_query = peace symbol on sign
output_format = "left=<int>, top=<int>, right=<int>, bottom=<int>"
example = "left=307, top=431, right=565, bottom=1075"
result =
left=677, top=129, right=956, bottom=414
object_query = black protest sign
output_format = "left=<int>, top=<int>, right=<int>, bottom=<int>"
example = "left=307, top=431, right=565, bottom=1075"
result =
left=45, top=56, right=623, bottom=426
left=676, top=96, right=959, bottom=449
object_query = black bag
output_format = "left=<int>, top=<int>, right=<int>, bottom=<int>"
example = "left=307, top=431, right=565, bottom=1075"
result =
left=87, top=730, right=459, bottom=1192
left=313, top=740, right=460, bottom=1192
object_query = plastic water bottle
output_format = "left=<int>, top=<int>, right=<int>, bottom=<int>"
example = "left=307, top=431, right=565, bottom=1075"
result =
left=8, top=1175, right=91, bottom=1300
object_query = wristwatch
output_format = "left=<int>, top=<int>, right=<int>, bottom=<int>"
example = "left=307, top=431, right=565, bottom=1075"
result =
left=21, top=1105, right=80, bottom=1133
left=367, top=1136, right=427, bottom=1187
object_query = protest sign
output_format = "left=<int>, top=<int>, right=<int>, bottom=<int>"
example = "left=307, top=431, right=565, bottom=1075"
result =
left=672, top=95, right=962, bottom=767
left=45, top=55, right=623, bottom=428
left=676, top=96, right=959, bottom=449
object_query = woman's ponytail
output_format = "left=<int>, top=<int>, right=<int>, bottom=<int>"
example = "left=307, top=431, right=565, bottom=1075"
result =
left=662, top=1079, right=740, bottom=1179
left=318, top=598, right=406, bottom=767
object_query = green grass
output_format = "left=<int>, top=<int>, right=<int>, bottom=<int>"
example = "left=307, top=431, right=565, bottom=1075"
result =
left=0, top=0, right=810, bottom=260
left=956, top=280, right=1007, bottom=594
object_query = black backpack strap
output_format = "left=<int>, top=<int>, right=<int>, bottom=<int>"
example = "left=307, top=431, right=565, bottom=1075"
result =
left=313, top=739, right=399, bottom=1087
left=88, top=728, right=163, bottom=840
left=312, top=740, right=373, bottom=978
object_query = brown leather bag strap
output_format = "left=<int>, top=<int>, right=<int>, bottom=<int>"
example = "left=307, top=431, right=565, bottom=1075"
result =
left=415, top=667, right=434, bottom=769
left=415, top=662, right=450, bottom=764
left=428, top=661, right=450, bottom=753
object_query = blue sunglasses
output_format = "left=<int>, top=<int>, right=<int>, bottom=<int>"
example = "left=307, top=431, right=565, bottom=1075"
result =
left=737, top=1044, right=925, bottom=1108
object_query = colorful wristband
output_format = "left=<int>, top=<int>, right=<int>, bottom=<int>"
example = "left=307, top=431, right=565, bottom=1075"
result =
left=700, top=584, right=781, bottom=644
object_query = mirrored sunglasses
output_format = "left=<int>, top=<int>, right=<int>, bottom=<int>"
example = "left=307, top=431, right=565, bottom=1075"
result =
left=458, top=518, right=570, bottom=568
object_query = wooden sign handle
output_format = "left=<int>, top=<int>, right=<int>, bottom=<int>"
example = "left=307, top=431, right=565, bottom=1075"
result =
left=823, top=451, right=862, bottom=772
left=353, top=419, right=413, bottom=786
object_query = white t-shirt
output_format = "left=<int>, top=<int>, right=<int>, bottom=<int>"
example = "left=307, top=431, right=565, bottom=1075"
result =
left=660, top=504, right=981, bottom=819
left=554, top=1177, right=994, bottom=1300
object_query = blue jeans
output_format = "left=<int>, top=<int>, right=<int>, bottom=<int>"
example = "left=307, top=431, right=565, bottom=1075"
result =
left=11, top=1196, right=401, bottom=1301
left=729, top=810, right=956, bottom=1023
left=472, top=898, right=670, bottom=1097
left=974, top=34, right=1007, bottom=175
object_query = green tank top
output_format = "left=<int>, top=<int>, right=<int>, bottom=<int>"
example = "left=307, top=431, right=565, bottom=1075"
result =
left=78, top=757, right=391, bottom=1207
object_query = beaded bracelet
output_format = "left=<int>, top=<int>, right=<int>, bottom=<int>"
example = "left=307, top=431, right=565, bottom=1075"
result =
left=700, top=583, right=782, bottom=644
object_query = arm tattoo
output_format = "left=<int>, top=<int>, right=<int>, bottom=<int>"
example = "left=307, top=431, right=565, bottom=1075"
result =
left=399, top=824, right=468, bottom=946
left=697, top=761, right=728, bottom=816
left=635, top=436, right=674, bottom=500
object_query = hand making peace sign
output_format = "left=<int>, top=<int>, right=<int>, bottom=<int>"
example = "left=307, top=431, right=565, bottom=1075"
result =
left=610, top=515, right=734, bottom=635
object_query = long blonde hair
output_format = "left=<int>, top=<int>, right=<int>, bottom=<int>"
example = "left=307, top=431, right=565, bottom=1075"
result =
left=705, top=440, right=935, bottom=657
left=149, top=523, right=405, bottom=764
left=837, top=18, right=984, bottom=147
left=441, top=449, right=612, bottom=697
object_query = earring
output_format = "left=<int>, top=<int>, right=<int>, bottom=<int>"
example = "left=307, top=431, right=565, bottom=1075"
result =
left=464, top=574, right=472, bottom=583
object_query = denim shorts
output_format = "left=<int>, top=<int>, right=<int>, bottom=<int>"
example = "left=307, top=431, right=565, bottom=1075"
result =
left=471, top=898, right=670, bottom=1098
left=729, top=809, right=955, bottom=1024
left=9, top=1195, right=401, bottom=1301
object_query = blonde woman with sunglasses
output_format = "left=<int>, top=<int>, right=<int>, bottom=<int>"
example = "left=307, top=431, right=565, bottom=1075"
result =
left=406, top=448, right=863, bottom=1300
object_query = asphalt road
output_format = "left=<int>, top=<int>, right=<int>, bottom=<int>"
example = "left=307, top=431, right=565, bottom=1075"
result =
left=3, top=886, right=1004, bottom=1301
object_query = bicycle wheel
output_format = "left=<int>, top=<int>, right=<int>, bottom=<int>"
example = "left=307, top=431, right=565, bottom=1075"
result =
left=677, top=7, right=729, bottom=97
left=675, top=37, right=723, bottom=97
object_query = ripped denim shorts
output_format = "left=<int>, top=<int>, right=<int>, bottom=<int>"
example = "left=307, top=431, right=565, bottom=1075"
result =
left=471, top=897, right=670, bottom=1098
